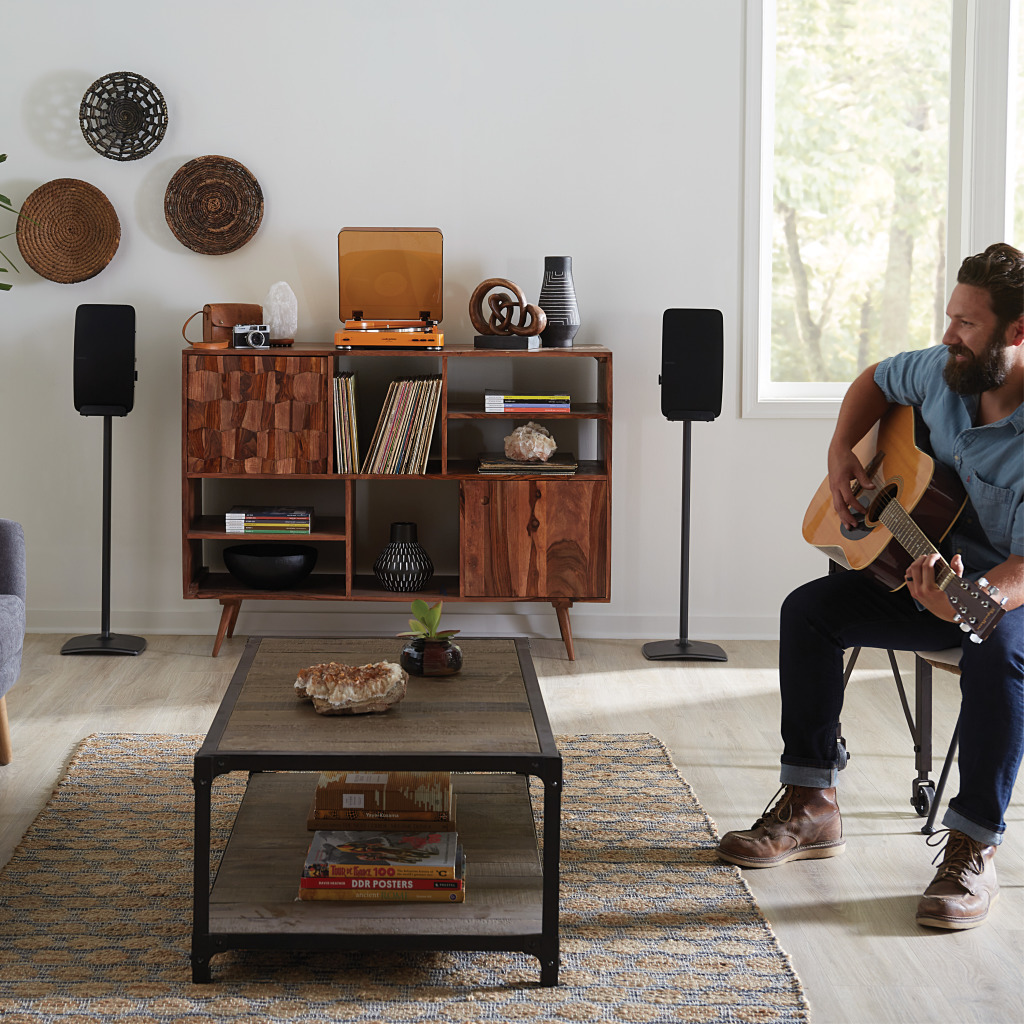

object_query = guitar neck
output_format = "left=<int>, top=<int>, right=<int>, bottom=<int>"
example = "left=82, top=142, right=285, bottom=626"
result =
left=876, top=498, right=956, bottom=590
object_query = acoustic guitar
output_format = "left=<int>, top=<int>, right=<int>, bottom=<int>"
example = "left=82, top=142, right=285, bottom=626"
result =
left=802, top=403, right=1007, bottom=643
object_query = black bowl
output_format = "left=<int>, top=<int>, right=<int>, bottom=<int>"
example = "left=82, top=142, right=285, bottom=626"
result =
left=223, top=544, right=318, bottom=589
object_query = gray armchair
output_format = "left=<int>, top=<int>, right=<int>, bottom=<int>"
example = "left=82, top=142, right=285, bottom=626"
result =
left=0, top=519, right=26, bottom=765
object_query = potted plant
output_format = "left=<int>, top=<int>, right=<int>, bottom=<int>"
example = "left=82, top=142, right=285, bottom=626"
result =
left=1, top=154, right=23, bottom=292
left=397, top=599, right=462, bottom=677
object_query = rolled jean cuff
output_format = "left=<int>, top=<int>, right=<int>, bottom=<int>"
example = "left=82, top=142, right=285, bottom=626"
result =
left=780, top=762, right=837, bottom=788
left=942, top=806, right=1004, bottom=847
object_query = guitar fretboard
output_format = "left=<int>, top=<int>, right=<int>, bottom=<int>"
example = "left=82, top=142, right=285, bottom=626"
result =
left=876, top=495, right=956, bottom=590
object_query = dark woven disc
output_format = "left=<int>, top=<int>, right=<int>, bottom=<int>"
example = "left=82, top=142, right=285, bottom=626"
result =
left=164, top=155, right=264, bottom=255
left=16, top=178, right=120, bottom=284
left=79, top=71, right=168, bottom=161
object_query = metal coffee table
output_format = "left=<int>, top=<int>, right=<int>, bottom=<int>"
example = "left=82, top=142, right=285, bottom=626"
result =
left=192, top=636, right=562, bottom=984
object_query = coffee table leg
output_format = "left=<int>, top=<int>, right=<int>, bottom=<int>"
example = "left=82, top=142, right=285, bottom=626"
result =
left=192, top=759, right=214, bottom=983
left=540, top=767, right=562, bottom=986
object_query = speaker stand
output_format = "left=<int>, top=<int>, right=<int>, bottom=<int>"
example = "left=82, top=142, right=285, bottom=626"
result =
left=61, top=415, right=146, bottom=656
left=642, top=420, right=727, bottom=663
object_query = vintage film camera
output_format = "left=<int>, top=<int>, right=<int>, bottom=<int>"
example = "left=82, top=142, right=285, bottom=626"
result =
left=232, top=323, right=271, bottom=348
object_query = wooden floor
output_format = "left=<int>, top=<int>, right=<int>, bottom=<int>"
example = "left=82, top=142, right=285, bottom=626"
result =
left=2, top=633, right=1020, bottom=1022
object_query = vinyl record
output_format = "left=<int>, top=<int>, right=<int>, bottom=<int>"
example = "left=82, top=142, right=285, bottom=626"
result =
left=164, top=155, right=263, bottom=255
left=79, top=71, right=168, bottom=161
left=16, top=178, right=120, bottom=284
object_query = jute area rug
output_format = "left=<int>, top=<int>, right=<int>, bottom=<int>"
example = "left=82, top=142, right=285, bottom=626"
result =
left=0, top=733, right=809, bottom=1024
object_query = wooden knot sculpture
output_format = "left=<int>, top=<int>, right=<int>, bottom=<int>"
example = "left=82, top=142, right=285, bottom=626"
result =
left=469, top=278, right=547, bottom=337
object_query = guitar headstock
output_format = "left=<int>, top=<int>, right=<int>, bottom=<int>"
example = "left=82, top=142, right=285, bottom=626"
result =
left=947, top=576, right=1008, bottom=643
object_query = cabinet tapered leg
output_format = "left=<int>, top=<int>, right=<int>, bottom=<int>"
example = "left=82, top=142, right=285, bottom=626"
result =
left=212, top=599, right=241, bottom=657
left=552, top=600, right=575, bottom=661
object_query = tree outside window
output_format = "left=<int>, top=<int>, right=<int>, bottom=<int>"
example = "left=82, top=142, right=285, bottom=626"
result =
left=770, top=0, right=952, bottom=386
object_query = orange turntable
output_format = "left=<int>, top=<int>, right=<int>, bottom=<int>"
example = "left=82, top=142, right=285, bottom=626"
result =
left=334, top=227, right=444, bottom=349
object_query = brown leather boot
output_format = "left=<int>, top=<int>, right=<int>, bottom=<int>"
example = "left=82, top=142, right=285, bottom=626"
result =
left=916, top=830, right=998, bottom=930
left=716, top=785, right=844, bottom=868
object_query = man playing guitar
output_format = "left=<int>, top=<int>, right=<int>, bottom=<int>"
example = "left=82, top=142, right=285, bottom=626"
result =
left=717, top=244, right=1023, bottom=931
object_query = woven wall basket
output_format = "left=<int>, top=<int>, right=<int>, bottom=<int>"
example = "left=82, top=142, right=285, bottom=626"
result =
left=79, top=71, right=168, bottom=161
left=164, top=155, right=264, bottom=255
left=16, top=178, right=120, bottom=284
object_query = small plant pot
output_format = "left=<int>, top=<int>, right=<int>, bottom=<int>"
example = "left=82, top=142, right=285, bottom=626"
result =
left=399, top=638, right=463, bottom=677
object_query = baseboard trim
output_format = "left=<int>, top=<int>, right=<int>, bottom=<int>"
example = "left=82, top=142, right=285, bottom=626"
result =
left=25, top=605, right=779, bottom=641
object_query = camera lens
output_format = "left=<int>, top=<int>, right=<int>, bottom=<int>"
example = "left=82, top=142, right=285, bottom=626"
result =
left=247, top=331, right=267, bottom=347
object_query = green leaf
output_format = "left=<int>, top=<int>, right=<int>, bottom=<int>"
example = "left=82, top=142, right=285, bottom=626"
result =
left=424, top=601, right=443, bottom=633
left=0, top=281, right=10, bottom=291
left=409, top=598, right=430, bottom=622
left=0, top=154, right=7, bottom=164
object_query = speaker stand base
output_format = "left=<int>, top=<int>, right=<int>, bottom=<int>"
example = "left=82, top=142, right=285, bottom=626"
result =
left=61, top=633, right=147, bottom=656
left=642, top=638, right=728, bottom=662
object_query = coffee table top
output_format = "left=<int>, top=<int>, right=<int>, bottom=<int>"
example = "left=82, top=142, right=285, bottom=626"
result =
left=198, top=636, right=558, bottom=770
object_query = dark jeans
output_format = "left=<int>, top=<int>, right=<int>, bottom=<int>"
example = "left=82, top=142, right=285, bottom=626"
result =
left=779, top=571, right=1024, bottom=844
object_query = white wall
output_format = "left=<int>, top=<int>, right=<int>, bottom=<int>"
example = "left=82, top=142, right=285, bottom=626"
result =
left=0, top=0, right=832, bottom=643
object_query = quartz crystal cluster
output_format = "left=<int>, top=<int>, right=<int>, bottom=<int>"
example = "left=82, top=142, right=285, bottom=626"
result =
left=295, top=660, right=407, bottom=715
left=504, top=421, right=557, bottom=462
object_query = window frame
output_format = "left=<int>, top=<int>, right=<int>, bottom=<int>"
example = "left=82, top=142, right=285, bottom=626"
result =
left=741, top=0, right=1018, bottom=419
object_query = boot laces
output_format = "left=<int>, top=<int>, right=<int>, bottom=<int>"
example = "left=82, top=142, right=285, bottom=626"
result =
left=926, top=829, right=985, bottom=888
left=751, top=785, right=793, bottom=834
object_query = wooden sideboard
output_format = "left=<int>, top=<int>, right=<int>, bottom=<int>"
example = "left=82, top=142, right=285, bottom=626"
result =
left=181, top=343, right=612, bottom=658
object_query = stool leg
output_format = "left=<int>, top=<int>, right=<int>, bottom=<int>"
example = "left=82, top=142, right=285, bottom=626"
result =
left=923, top=719, right=959, bottom=835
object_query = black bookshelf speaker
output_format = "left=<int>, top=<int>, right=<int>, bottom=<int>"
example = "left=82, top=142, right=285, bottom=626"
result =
left=659, top=308, right=723, bottom=422
left=74, top=304, right=136, bottom=416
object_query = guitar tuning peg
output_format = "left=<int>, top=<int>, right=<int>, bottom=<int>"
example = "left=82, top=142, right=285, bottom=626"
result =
left=969, top=633, right=982, bottom=644
left=959, top=622, right=972, bottom=632
left=978, top=577, right=989, bottom=588
left=1000, top=596, right=1008, bottom=607
left=952, top=613, right=962, bottom=623
left=988, top=586, right=1000, bottom=597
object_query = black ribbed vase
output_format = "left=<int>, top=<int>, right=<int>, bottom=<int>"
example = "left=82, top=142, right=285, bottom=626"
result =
left=537, top=255, right=580, bottom=348
left=373, top=522, right=434, bottom=592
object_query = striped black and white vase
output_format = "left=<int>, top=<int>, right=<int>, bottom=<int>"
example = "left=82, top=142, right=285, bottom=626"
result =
left=373, top=521, right=434, bottom=592
left=537, top=255, right=580, bottom=348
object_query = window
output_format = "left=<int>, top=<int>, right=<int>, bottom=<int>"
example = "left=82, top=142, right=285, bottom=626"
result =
left=743, top=0, right=1020, bottom=417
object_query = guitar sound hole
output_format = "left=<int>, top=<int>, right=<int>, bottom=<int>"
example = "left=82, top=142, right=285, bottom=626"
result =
left=865, top=482, right=900, bottom=526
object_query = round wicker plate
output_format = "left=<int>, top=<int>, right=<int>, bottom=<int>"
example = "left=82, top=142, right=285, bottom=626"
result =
left=16, top=178, right=121, bottom=284
left=164, top=155, right=264, bottom=255
left=79, top=71, right=168, bottom=161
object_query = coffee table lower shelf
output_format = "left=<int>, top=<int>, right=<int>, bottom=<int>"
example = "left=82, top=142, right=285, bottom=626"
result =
left=194, top=771, right=556, bottom=983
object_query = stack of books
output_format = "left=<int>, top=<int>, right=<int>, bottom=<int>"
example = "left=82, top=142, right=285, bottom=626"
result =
left=361, top=376, right=442, bottom=475
left=299, top=770, right=464, bottom=902
left=224, top=505, right=313, bottom=533
left=477, top=452, right=578, bottom=476
left=333, top=372, right=360, bottom=473
left=483, top=390, right=570, bottom=413
left=298, top=830, right=465, bottom=902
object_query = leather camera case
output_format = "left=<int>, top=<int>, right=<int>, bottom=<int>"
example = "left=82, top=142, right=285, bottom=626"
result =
left=182, top=303, right=263, bottom=350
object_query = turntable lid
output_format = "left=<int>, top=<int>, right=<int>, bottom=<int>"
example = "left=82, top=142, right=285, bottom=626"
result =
left=338, top=227, right=443, bottom=323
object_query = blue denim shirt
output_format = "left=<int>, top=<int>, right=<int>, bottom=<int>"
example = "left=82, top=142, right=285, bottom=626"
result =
left=874, top=345, right=1023, bottom=577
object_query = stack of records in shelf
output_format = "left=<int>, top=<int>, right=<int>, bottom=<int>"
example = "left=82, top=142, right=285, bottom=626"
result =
left=224, top=505, right=314, bottom=532
left=483, top=389, right=570, bottom=413
left=333, top=372, right=360, bottom=473
left=300, top=770, right=463, bottom=902
left=360, top=375, right=442, bottom=475
left=477, top=452, right=578, bottom=476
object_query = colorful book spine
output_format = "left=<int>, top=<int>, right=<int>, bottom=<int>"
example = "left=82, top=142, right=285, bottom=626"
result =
left=297, top=887, right=465, bottom=902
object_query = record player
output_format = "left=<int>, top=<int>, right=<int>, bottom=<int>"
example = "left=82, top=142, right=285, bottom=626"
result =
left=334, top=227, right=444, bottom=349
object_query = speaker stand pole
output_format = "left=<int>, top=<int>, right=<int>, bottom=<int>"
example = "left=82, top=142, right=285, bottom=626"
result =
left=642, top=420, right=727, bottom=662
left=61, top=415, right=146, bottom=656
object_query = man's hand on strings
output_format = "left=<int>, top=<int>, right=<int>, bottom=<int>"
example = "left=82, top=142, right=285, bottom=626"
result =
left=904, top=552, right=964, bottom=623
left=827, top=445, right=874, bottom=529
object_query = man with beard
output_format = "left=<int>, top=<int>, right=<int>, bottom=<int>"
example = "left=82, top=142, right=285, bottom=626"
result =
left=717, top=243, right=1023, bottom=930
